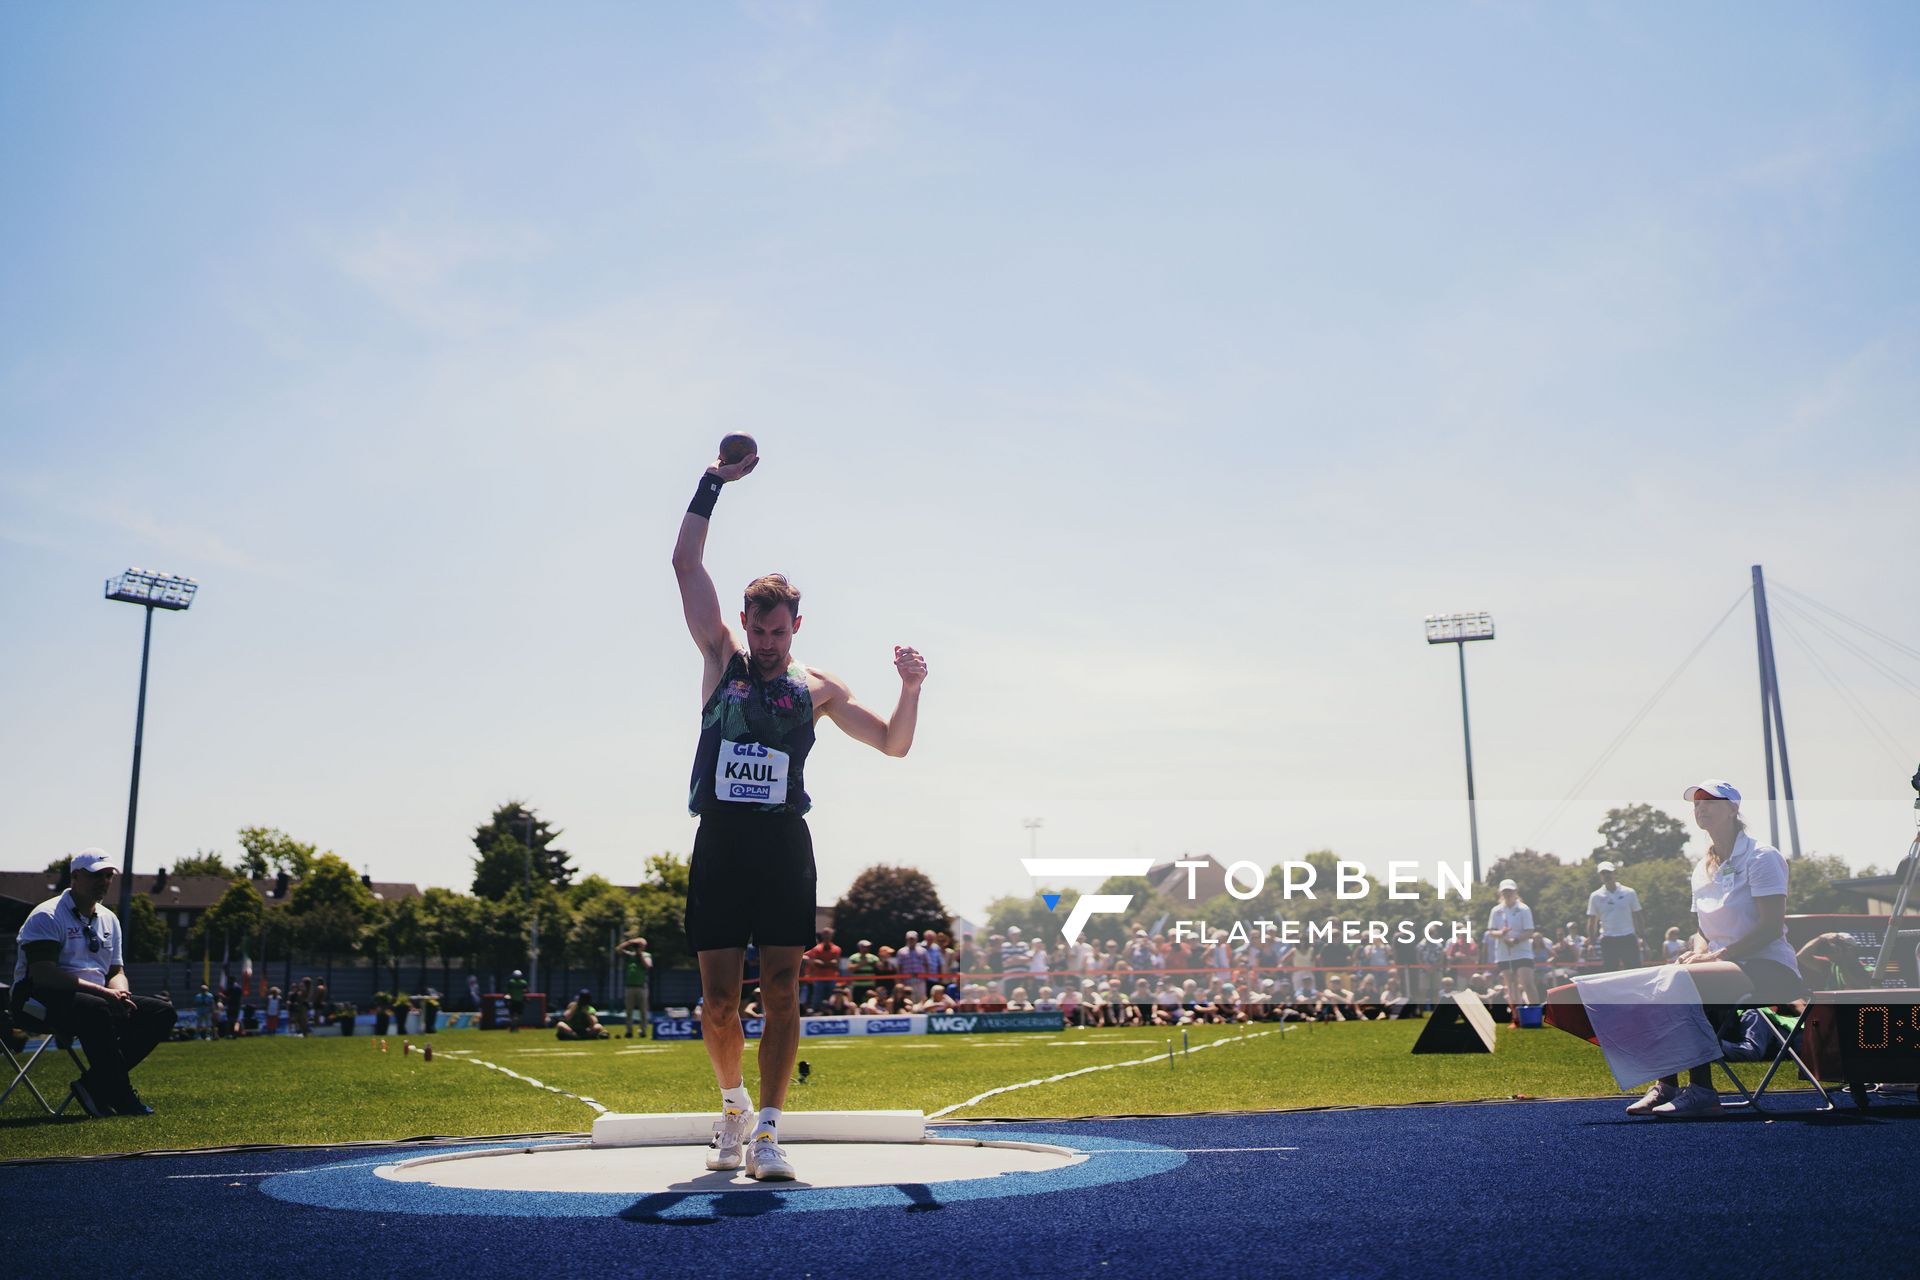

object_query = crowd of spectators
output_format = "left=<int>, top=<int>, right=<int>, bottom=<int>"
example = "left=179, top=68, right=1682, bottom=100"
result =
left=778, top=919, right=1632, bottom=1027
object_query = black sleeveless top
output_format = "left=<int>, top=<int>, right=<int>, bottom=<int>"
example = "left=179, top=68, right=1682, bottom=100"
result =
left=687, top=651, right=816, bottom=816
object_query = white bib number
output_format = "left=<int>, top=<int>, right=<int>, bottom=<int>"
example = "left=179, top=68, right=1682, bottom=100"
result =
left=716, top=739, right=790, bottom=805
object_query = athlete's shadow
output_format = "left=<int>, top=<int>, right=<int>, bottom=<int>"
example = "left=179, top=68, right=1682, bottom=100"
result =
left=898, top=1182, right=944, bottom=1213
left=620, top=1185, right=802, bottom=1225
left=618, top=1181, right=945, bottom=1225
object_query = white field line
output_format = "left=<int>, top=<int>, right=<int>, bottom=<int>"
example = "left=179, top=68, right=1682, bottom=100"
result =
left=454, top=1053, right=609, bottom=1115
left=927, top=1027, right=1284, bottom=1119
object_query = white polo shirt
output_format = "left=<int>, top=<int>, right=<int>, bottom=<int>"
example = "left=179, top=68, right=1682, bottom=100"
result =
left=1586, top=884, right=1643, bottom=937
left=1691, top=833, right=1798, bottom=970
left=1488, top=902, right=1535, bottom=963
left=13, top=890, right=123, bottom=985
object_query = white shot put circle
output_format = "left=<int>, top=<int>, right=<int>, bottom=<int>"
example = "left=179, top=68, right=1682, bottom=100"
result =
left=378, top=1137, right=1082, bottom=1194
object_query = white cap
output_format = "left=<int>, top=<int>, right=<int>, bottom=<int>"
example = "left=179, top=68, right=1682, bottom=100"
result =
left=69, top=849, right=114, bottom=874
left=1497, top=878, right=1518, bottom=892
left=1596, top=861, right=1617, bottom=874
left=1006, top=925, right=1022, bottom=935
left=1683, top=779, right=1741, bottom=805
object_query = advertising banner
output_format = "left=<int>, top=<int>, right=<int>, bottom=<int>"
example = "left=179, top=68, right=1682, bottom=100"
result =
left=798, top=1014, right=928, bottom=1037
left=650, top=1015, right=765, bottom=1041
left=926, top=1011, right=1065, bottom=1035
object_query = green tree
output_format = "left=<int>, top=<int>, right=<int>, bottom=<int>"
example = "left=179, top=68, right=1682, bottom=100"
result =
left=472, top=802, right=574, bottom=899
left=370, top=896, right=427, bottom=992
left=833, top=865, right=951, bottom=950
left=478, top=896, right=534, bottom=983
left=236, top=827, right=318, bottom=879
left=172, top=850, right=238, bottom=878
left=292, top=903, right=364, bottom=967
left=421, top=888, right=486, bottom=1001
left=287, top=853, right=374, bottom=971
left=124, top=893, right=166, bottom=963
left=569, top=877, right=635, bottom=981
left=1622, top=857, right=1695, bottom=945
left=191, top=879, right=268, bottom=951
left=1786, top=852, right=1859, bottom=915
left=629, top=853, right=692, bottom=968
left=1593, top=804, right=1691, bottom=866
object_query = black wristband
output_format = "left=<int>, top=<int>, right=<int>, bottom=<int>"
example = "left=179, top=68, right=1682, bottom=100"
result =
left=688, top=470, right=723, bottom=519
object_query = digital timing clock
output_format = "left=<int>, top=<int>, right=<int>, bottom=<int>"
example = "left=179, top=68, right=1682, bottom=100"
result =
left=1832, top=996, right=1920, bottom=1086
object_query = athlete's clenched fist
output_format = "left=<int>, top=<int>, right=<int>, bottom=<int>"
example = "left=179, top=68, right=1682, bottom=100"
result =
left=894, top=645, right=928, bottom=689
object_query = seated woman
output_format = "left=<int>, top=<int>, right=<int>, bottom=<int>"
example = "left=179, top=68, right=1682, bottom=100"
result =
left=886, top=985, right=915, bottom=1015
left=856, top=988, right=887, bottom=1015
left=555, top=989, right=609, bottom=1040
left=920, top=983, right=957, bottom=1013
left=1031, top=985, right=1060, bottom=1012
left=1004, top=986, right=1035, bottom=1012
left=1617, top=780, right=1806, bottom=1117
left=741, top=987, right=765, bottom=1018
left=823, top=986, right=857, bottom=1016
left=1352, top=974, right=1383, bottom=1020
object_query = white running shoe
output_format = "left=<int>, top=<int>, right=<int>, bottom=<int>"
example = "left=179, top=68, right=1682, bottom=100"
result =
left=744, top=1131, right=796, bottom=1181
left=1624, top=1081, right=1677, bottom=1116
left=1650, top=1084, right=1723, bottom=1118
left=705, top=1107, right=754, bottom=1171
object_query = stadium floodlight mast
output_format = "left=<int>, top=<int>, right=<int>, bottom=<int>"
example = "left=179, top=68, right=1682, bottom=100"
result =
left=1425, top=611, right=1495, bottom=886
left=105, top=568, right=199, bottom=922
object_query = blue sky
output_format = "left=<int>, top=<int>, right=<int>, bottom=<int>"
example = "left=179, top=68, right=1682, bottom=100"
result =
left=4, top=3, right=1918, bottom=919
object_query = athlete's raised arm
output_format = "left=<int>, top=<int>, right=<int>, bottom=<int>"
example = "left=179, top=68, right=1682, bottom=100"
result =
left=816, top=646, right=927, bottom=758
left=672, top=445, right=759, bottom=669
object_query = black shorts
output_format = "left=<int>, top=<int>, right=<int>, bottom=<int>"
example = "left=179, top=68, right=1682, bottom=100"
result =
left=684, top=809, right=817, bottom=952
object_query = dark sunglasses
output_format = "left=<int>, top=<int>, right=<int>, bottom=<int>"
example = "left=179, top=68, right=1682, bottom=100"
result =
left=81, top=918, right=101, bottom=953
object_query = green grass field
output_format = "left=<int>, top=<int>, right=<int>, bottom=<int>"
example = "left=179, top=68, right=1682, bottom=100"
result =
left=3, top=1021, right=1761, bottom=1162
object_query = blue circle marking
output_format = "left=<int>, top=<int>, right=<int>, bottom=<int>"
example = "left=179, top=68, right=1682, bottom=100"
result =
left=260, top=1130, right=1185, bottom=1221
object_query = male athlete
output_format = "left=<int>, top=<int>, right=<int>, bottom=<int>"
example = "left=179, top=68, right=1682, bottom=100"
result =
left=672, top=440, right=927, bottom=1181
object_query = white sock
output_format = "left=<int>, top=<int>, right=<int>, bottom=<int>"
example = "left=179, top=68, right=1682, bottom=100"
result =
left=721, top=1086, right=752, bottom=1114
left=756, top=1106, right=781, bottom=1137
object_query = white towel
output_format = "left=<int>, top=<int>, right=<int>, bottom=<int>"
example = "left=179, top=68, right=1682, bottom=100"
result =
left=1575, top=966, right=1722, bottom=1089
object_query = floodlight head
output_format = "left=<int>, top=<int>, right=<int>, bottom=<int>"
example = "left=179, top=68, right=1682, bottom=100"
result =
left=1424, top=611, right=1494, bottom=644
left=105, top=568, right=199, bottom=611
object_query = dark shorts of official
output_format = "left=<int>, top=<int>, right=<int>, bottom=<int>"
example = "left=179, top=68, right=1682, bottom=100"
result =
left=685, top=809, right=817, bottom=952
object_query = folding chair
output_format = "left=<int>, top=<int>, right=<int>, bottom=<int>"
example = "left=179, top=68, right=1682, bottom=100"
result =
left=0, top=984, right=90, bottom=1117
left=1713, top=1000, right=1836, bottom=1114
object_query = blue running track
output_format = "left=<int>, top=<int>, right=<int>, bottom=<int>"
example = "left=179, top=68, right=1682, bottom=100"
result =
left=2, top=1095, right=1914, bottom=1279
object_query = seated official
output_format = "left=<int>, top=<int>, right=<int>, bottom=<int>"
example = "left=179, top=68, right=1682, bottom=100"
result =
left=1622, top=780, right=1807, bottom=1118
left=10, top=849, right=175, bottom=1116
left=555, top=989, right=609, bottom=1039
